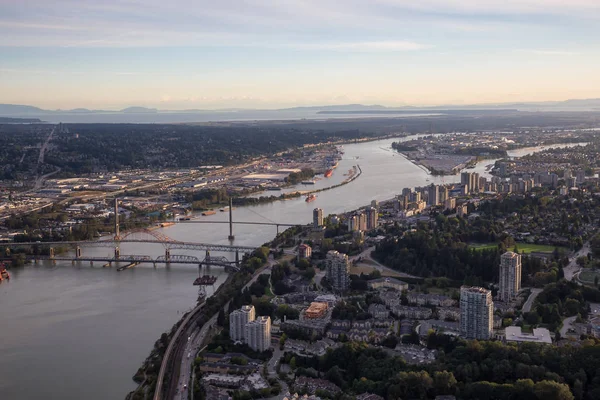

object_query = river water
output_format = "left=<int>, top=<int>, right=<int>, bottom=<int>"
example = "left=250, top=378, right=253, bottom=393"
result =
left=0, top=137, right=585, bottom=399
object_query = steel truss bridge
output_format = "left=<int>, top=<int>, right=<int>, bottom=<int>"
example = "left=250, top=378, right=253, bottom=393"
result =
left=3, top=228, right=260, bottom=270
left=24, top=252, right=238, bottom=270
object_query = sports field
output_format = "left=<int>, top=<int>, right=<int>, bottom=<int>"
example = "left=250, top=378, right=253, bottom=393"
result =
left=469, top=242, right=564, bottom=254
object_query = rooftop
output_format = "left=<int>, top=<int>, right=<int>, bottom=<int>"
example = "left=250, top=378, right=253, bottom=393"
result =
left=505, top=326, right=552, bottom=344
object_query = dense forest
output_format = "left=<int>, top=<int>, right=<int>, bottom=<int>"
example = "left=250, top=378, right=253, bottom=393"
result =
left=373, top=214, right=553, bottom=286
left=39, top=124, right=377, bottom=174
left=286, top=336, right=600, bottom=399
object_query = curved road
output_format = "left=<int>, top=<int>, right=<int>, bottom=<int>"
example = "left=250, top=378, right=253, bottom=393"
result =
left=564, top=242, right=591, bottom=282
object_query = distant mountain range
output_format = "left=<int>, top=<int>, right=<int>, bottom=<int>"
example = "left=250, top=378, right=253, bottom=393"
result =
left=2, top=98, right=600, bottom=116
left=1, top=98, right=599, bottom=124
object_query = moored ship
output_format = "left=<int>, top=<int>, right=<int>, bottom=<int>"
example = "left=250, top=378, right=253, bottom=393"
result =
left=305, top=194, right=317, bottom=202
left=324, top=169, right=333, bottom=178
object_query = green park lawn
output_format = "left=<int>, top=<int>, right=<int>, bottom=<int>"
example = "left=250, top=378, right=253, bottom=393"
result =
left=469, top=242, right=564, bottom=254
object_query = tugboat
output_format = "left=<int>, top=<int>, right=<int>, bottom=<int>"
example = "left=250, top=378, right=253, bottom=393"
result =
left=324, top=169, right=333, bottom=178
left=305, top=194, right=317, bottom=203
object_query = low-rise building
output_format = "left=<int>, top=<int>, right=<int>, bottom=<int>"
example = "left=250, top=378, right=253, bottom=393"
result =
left=299, top=244, right=312, bottom=259
left=392, top=305, right=432, bottom=319
left=368, top=303, right=390, bottom=319
left=437, top=307, right=460, bottom=321
left=407, top=293, right=456, bottom=307
left=304, top=302, right=328, bottom=319
left=504, top=326, right=552, bottom=344
left=368, top=277, right=409, bottom=291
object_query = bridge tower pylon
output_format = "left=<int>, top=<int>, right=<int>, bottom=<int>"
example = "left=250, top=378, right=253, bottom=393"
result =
left=228, top=197, right=235, bottom=241
left=114, top=198, right=120, bottom=241
left=165, top=248, right=171, bottom=263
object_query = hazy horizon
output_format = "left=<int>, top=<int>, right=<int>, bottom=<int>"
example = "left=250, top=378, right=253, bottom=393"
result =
left=2, top=0, right=600, bottom=109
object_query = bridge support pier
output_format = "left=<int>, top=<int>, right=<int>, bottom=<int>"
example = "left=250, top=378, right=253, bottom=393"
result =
left=90, top=261, right=94, bottom=266
left=49, top=247, right=55, bottom=259
left=276, top=224, right=280, bottom=235
left=52, top=259, right=56, bottom=265
left=114, top=247, right=120, bottom=260
left=72, top=260, right=75, bottom=265
left=235, top=250, right=239, bottom=267
left=4, top=247, right=10, bottom=257
left=165, top=249, right=171, bottom=263
left=75, top=246, right=82, bottom=259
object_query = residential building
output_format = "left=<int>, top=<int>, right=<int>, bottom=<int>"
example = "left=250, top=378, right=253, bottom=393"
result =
left=438, top=307, right=461, bottom=321
left=358, top=212, right=367, bottom=231
left=460, top=286, right=493, bottom=340
left=230, top=305, right=255, bottom=342
left=298, top=244, right=312, bottom=259
left=313, top=208, right=323, bottom=228
left=444, top=197, right=456, bottom=211
left=368, top=303, right=390, bottom=319
left=457, top=204, right=468, bottom=217
left=428, top=184, right=439, bottom=206
left=368, top=277, right=409, bottom=292
left=499, top=251, right=522, bottom=302
left=407, top=293, right=456, bottom=307
left=366, top=206, right=378, bottom=230
left=245, top=316, right=271, bottom=352
left=347, top=214, right=358, bottom=231
left=504, top=326, right=552, bottom=344
left=304, top=302, right=328, bottom=319
left=391, top=305, right=433, bottom=319
left=326, top=250, right=350, bottom=292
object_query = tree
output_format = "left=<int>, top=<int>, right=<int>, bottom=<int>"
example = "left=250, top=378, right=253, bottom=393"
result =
left=433, top=371, right=458, bottom=396
left=217, top=308, right=226, bottom=327
left=533, top=380, right=574, bottom=400
left=296, top=258, right=310, bottom=270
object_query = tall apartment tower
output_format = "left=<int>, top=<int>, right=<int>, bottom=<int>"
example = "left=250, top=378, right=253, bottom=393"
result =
left=460, top=286, right=494, bottom=340
left=499, top=251, right=522, bottom=302
left=326, top=250, right=350, bottom=292
left=357, top=212, right=367, bottom=231
left=471, top=172, right=480, bottom=193
left=245, top=316, right=272, bottom=352
left=461, top=172, right=471, bottom=193
left=229, top=305, right=256, bottom=342
left=427, top=184, right=439, bottom=206
left=366, top=207, right=378, bottom=230
left=347, top=214, right=358, bottom=231
left=313, top=208, right=323, bottom=228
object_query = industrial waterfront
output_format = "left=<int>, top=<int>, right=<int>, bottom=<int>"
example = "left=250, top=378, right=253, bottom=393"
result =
left=0, top=136, right=584, bottom=400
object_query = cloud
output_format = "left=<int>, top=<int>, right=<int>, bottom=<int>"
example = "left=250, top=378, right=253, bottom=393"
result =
left=306, top=40, right=429, bottom=52
left=518, top=49, right=580, bottom=56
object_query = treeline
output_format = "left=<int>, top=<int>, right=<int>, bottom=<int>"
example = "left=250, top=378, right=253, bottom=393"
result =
left=42, top=124, right=387, bottom=174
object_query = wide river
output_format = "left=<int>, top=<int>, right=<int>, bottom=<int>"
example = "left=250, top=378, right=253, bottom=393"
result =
left=0, top=137, right=586, bottom=399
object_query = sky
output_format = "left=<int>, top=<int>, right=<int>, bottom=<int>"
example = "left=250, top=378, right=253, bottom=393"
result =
left=1, top=0, right=600, bottom=110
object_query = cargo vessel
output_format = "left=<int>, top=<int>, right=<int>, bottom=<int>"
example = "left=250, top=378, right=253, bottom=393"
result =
left=324, top=169, right=333, bottom=178
left=202, top=210, right=217, bottom=216
left=305, top=194, right=317, bottom=203
left=301, top=180, right=315, bottom=185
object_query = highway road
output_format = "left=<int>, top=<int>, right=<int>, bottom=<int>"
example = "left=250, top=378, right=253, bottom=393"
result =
left=171, top=260, right=275, bottom=399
